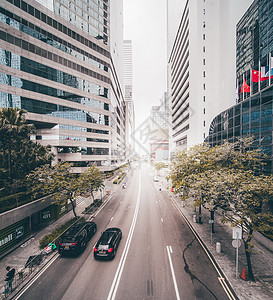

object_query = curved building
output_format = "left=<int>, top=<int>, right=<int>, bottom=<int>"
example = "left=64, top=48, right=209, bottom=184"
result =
left=0, top=0, right=125, bottom=172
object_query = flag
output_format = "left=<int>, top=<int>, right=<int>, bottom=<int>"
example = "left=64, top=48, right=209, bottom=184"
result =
left=241, top=78, right=250, bottom=93
left=252, top=70, right=260, bottom=82
left=251, top=68, right=273, bottom=82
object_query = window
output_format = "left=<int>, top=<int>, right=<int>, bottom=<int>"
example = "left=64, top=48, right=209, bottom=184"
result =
left=203, top=83, right=206, bottom=90
left=204, top=121, right=206, bottom=126
left=203, top=96, right=206, bottom=102
left=203, top=59, right=206, bottom=65
left=203, top=22, right=206, bottom=28
left=203, top=71, right=206, bottom=77
left=203, top=34, right=206, bottom=40
left=203, top=46, right=205, bottom=52
left=203, top=9, right=205, bottom=15
left=203, top=108, right=206, bottom=114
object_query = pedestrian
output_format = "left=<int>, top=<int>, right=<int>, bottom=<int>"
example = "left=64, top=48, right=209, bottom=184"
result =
left=4, top=266, right=15, bottom=293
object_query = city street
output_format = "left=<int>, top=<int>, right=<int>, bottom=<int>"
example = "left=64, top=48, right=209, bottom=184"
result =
left=15, top=165, right=231, bottom=300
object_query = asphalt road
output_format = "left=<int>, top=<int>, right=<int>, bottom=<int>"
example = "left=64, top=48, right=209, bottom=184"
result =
left=15, top=164, right=230, bottom=300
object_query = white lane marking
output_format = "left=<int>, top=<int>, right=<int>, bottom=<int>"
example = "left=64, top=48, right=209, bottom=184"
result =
left=107, top=174, right=141, bottom=300
left=169, top=246, right=173, bottom=253
left=170, top=197, right=236, bottom=300
left=161, top=218, right=164, bottom=223
left=110, top=217, right=114, bottom=222
left=166, top=246, right=181, bottom=300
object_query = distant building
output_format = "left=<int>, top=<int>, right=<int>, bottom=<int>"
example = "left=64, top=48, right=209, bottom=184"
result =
left=149, top=93, right=169, bottom=162
left=0, top=0, right=126, bottom=172
left=167, top=0, right=253, bottom=155
left=206, top=0, right=273, bottom=176
left=123, top=40, right=135, bottom=160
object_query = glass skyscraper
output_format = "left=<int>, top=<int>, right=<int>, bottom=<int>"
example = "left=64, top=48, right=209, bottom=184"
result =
left=206, top=0, right=273, bottom=174
left=0, top=0, right=126, bottom=172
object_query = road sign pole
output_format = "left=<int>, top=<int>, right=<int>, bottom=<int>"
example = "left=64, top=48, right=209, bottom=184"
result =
left=236, top=233, right=239, bottom=279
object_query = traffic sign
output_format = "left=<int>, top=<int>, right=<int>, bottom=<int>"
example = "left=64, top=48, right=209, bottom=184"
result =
left=232, top=239, right=242, bottom=248
left=232, top=227, right=242, bottom=239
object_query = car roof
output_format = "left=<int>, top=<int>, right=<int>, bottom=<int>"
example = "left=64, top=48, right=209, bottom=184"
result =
left=62, top=222, right=90, bottom=237
left=105, top=227, right=120, bottom=232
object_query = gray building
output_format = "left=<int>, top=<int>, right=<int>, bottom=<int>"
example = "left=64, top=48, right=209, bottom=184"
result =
left=0, top=0, right=126, bottom=172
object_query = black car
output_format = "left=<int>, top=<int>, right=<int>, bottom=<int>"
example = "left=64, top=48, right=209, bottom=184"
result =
left=58, top=221, right=97, bottom=256
left=94, top=227, right=122, bottom=260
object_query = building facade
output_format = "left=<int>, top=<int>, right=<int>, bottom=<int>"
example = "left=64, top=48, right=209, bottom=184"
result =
left=149, top=93, right=169, bottom=162
left=167, top=0, right=252, bottom=156
left=0, top=0, right=126, bottom=172
left=206, top=0, right=273, bottom=175
left=123, top=39, right=135, bottom=160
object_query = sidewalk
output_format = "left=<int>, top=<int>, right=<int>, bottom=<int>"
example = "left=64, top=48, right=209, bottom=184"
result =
left=0, top=171, right=122, bottom=299
left=170, top=192, right=273, bottom=300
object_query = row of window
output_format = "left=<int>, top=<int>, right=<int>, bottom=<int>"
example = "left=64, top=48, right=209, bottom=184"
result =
left=0, top=9, right=110, bottom=71
left=57, top=147, right=109, bottom=156
left=5, top=0, right=109, bottom=51
left=0, top=28, right=109, bottom=84
left=0, top=52, right=109, bottom=100
left=59, top=124, right=108, bottom=135
left=0, top=71, right=109, bottom=112
left=0, top=92, right=110, bottom=126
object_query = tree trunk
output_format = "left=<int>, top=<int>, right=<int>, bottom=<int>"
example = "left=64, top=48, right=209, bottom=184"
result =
left=69, top=193, right=77, bottom=217
left=243, top=228, right=255, bottom=282
left=210, top=210, right=215, bottom=233
left=198, top=205, right=202, bottom=224
left=8, top=143, right=11, bottom=178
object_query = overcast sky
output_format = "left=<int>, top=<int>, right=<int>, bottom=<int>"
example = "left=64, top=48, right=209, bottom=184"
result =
left=123, top=0, right=168, bottom=129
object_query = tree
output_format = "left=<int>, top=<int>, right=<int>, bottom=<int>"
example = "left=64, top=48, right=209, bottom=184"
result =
left=79, top=165, right=105, bottom=202
left=153, top=161, right=166, bottom=175
left=27, top=162, right=81, bottom=217
left=0, top=107, right=33, bottom=178
left=170, top=138, right=273, bottom=281
left=0, top=107, right=54, bottom=193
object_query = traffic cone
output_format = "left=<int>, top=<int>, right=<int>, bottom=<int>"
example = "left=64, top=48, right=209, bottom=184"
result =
left=241, top=267, right=246, bottom=280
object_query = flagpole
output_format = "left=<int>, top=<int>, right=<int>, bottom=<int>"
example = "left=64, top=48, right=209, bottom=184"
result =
left=268, top=52, right=272, bottom=86
left=258, top=60, right=261, bottom=92
left=250, top=68, right=252, bottom=96
left=243, top=73, right=245, bottom=101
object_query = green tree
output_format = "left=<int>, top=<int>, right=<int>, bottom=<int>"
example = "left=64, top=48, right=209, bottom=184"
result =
left=170, top=138, right=273, bottom=281
left=27, top=162, right=81, bottom=217
left=153, top=161, right=166, bottom=175
left=0, top=107, right=53, bottom=191
left=0, top=108, right=30, bottom=177
left=79, top=165, right=105, bottom=202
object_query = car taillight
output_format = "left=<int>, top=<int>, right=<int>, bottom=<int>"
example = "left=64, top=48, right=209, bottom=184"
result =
left=72, top=241, right=78, bottom=246
left=94, top=247, right=98, bottom=252
left=59, top=241, right=62, bottom=246
left=108, top=248, right=113, bottom=253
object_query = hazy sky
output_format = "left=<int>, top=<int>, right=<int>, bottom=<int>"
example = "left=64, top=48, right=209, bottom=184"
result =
left=123, top=0, right=168, bottom=128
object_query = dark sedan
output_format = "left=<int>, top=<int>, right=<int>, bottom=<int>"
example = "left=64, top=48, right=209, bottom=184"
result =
left=94, top=227, right=122, bottom=260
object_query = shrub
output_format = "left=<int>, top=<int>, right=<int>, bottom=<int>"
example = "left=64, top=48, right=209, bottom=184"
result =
left=39, top=217, right=83, bottom=249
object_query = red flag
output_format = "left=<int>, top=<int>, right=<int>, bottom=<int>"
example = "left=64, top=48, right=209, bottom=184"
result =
left=240, top=78, right=250, bottom=93
left=252, top=70, right=260, bottom=82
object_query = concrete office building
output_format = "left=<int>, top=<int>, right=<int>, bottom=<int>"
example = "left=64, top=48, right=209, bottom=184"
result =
left=123, top=39, right=135, bottom=160
left=0, top=0, right=126, bottom=172
left=167, top=0, right=252, bottom=155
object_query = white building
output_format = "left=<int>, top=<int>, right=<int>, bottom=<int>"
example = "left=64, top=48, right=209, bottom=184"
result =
left=167, top=0, right=253, bottom=154
left=123, top=40, right=135, bottom=160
